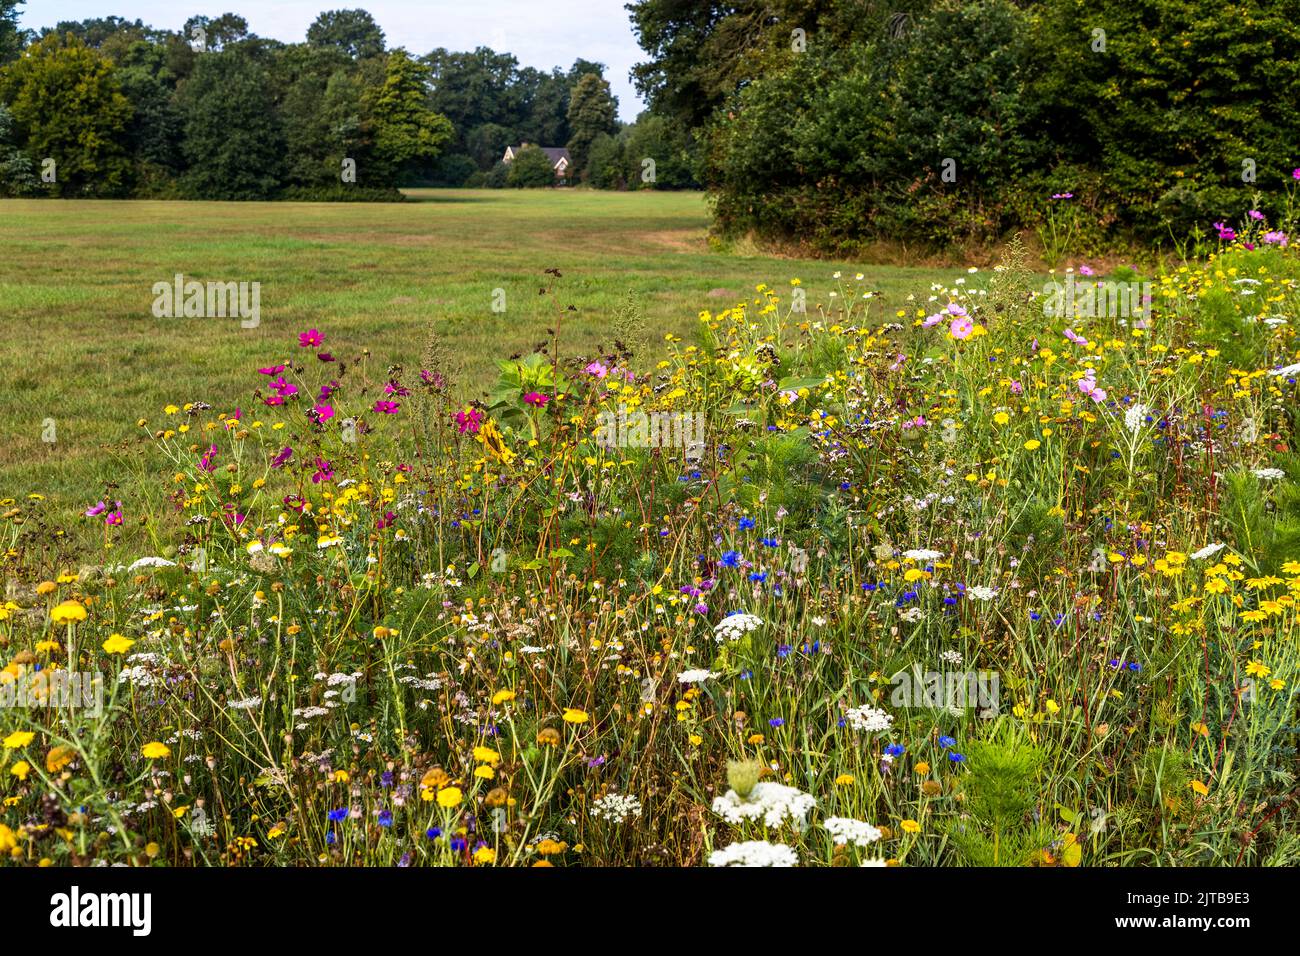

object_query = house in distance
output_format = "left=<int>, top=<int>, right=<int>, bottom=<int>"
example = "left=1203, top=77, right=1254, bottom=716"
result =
left=501, top=144, right=572, bottom=184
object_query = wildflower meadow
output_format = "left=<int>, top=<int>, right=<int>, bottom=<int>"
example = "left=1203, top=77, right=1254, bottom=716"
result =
left=3, top=208, right=1299, bottom=872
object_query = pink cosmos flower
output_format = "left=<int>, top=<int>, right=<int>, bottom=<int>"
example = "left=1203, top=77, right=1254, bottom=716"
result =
left=199, top=444, right=217, bottom=472
left=1078, top=370, right=1107, bottom=403
left=1213, top=222, right=1236, bottom=241
left=1249, top=210, right=1264, bottom=220
left=311, top=458, right=334, bottom=484
left=949, top=316, right=973, bottom=340
left=299, top=329, right=323, bottom=348
left=258, top=365, right=285, bottom=375
left=84, top=501, right=106, bottom=517
left=104, top=502, right=123, bottom=526
left=1064, top=328, right=1090, bottom=347
left=585, top=361, right=609, bottom=378
left=313, top=403, right=335, bottom=422
left=271, top=446, right=293, bottom=468
left=1078, top=265, right=1094, bottom=276
left=456, top=408, right=484, bottom=435
left=523, top=392, right=550, bottom=407
left=373, top=400, right=400, bottom=414
left=1263, top=230, right=1289, bottom=247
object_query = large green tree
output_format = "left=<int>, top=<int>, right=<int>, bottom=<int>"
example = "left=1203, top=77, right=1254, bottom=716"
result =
left=367, top=49, right=452, bottom=183
left=0, top=0, right=24, bottom=64
left=307, top=8, right=385, bottom=60
left=177, top=48, right=285, bottom=199
left=565, top=72, right=617, bottom=181
left=0, top=34, right=133, bottom=196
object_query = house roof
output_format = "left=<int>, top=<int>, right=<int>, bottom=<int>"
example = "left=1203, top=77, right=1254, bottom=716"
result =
left=508, top=145, right=570, bottom=167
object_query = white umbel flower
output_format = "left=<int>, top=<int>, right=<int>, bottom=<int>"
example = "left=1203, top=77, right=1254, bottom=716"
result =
left=677, top=669, right=719, bottom=684
left=713, top=613, right=764, bottom=643
left=823, top=817, right=883, bottom=847
left=1124, top=402, right=1150, bottom=433
left=1190, top=542, right=1225, bottom=561
left=1253, top=468, right=1285, bottom=480
left=903, top=548, right=943, bottom=561
left=708, top=840, right=799, bottom=867
left=844, top=704, right=893, bottom=733
left=712, top=782, right=816, bottom=828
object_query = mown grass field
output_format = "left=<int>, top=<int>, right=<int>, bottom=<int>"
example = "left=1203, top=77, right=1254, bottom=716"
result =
left=0, top=189, right=935, bottom=510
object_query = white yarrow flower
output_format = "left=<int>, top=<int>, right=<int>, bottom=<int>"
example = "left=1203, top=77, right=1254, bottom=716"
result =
left=1253, top=468, right=1285, bottom=480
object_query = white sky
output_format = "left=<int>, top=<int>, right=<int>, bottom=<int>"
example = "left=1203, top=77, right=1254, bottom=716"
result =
left=20, top=0, right=647, bottom=120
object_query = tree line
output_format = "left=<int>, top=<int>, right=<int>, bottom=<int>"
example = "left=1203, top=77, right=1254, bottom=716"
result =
left=0, top=3, right=699, bottom=200
left=627, top=0, right=1300, bottom=253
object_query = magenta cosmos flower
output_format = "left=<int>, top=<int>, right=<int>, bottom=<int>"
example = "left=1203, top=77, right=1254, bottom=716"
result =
left=373, top=400, right=400, bottom=414
left=299, top=329, right=323, bottom=348
left=456, top=408, right=484, bottom=435
left=523, top=392, right=550, bottom=407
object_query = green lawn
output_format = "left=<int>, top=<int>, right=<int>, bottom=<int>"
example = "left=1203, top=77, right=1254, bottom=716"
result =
left=0, top=188, right=939, bottom=506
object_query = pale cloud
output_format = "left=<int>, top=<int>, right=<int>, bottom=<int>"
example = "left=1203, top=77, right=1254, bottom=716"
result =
left=21, top=0, right=646, bottom=120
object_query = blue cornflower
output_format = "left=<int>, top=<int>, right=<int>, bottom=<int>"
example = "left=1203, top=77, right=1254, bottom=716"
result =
left=449, top=837, right=467, bottom=852
left=749, top=572, right=767, bottom=583
left=721, top=550, right=741, bottom=567
left=760, top=537, right=778, bottom=548
left=777, top=644, right=791, bottom=658
left=939, top=735, right=956, bottom=748
left=739, top=517, right=756, bottom=531
left=885, top=743, right=906, bottom=757
left=328, top=807, right=349, bottom=822
left=769, top=718, right=785, bottom=728
left=948, top=752, right=966, bottom=763
left=426, top=827, right=442, bottom=840
left=377, top=809, right=393, bottom=827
